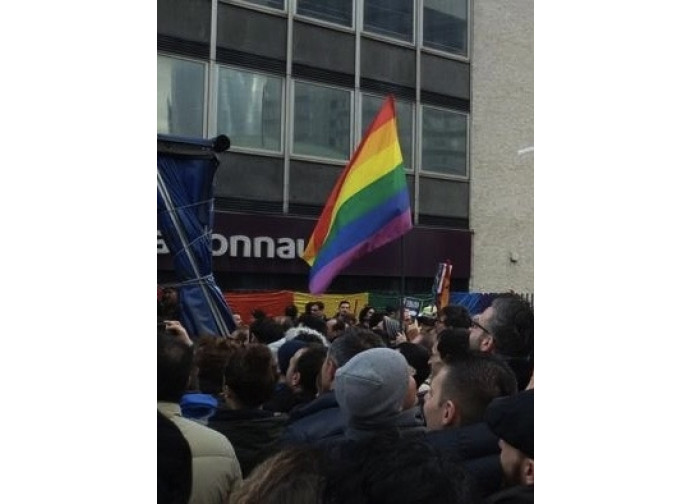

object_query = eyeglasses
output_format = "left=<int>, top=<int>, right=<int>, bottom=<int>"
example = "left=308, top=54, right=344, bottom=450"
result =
left=470, top=318, right=491, bottom=334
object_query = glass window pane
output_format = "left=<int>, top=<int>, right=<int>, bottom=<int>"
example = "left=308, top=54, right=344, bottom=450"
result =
left=217, top=68, right=283, bottom=152
left=362, top=95, right=413, bottom=171
left=423, top=0, right=468, bottom=55
left=297, top=0, right=352, bottom=27
left=422, top=107, right=467, bottom=176
left=157, top=55, right=205, bottom=137
left=293, top=82, right=351, bottom=160
left=242, top=0, right=284, bottom=9
left=364, top=0, right=414, bottom=43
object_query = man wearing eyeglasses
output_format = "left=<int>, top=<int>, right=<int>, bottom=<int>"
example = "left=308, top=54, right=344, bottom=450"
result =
left=468, top=294, right=534, bottom=390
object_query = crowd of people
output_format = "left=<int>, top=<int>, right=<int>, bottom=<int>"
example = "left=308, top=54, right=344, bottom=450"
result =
left=158, top=290, right=534, bottom=504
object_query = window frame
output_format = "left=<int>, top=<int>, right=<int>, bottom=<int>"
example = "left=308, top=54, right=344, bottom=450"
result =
left=222, top=0, right=287, bottom=14
left=215, top=63, right=286, bottom=156
left=420, top=0, right=471, bottom=61
left=360, top=0, right=417, bottom=47
left=293, top=0, right=356, bottom=32
left=157, top=52, right=209, bottom=139
left=420, top=104, right=469, bottom=180
left=290, top=78, right=354, bottom=165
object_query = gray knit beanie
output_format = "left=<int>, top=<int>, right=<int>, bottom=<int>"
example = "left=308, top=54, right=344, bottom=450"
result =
left=335, top=347, right=409, bottom=425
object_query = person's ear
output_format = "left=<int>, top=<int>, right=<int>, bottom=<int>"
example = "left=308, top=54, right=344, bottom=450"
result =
left=480, top=334, right=495, bottom=352
left=442, top=399, right=458, bottom=426
left=291, top=371, right=301, bottom=387
left=521, top=458, right=534, bottom=485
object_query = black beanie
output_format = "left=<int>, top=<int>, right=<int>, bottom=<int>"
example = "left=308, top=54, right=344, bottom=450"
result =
left=485, top=389, right=534, bottom=459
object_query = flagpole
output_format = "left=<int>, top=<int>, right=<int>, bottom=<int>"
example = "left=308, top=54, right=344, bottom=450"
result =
left=399, top=233, right=406, bottom=324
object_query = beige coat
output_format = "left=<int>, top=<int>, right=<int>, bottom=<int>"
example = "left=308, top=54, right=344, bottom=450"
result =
left=158, top=402, right=243, bottom=504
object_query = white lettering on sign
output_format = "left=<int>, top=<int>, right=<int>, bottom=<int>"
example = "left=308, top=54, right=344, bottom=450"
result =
left=159, top=232, right=305, bottom=260
left=157, top=231, right=170, bottom=254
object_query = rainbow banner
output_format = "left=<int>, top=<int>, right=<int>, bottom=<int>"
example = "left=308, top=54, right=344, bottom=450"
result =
left=301, top=96, right=413, bottom=294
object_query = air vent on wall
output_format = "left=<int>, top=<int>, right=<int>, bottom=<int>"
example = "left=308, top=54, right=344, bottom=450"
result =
left=292, top=63, right=355, bottom=88
left=420, top=91, right=470, bottom=113
left=417, top=215, right=469, bottom=229
left=215, top=197, right=284, bottom=215
left=215, top=48, right=286, bottom=75
left=158, top=35, right=209, bottom=59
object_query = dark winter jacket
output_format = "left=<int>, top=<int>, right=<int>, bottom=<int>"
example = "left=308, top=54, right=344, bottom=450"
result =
left=425, top=422, right=503, bottom=496
left=207, top=407, right=288, bottom=477
left=485, top=484, right=533, bottom=504
left=280, top=391, right=344, bottom=445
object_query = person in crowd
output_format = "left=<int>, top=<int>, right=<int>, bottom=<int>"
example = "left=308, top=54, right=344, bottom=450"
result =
left=273, top=315, right=295, bottom=334
left=263, top=340, right=309, bottom=414
left=335, top=300, right=351, bottom=320
left=325, top=317, right=347, bottom=341
left=322, top=436, right=481, bottom=504
left=357, top=305, right=375, bottom=328
left=332, top=347, right=426, bottom=444
left=158, top=286, right=181, bottom=321
left=423, top=353, right=518, bottom=496
left=436, top=304, right=472, bottom=331
left=179, top=336, right=236, bottom=424
left=229, top=446, right=326, bottom=504
left=397, top=342, right=431, bottom=399
left=295, top=313, right=328, bottom=339
left=158, top=410, right=193, bottom=504
left=207, top=344, right=288, bottom=477
left=284, top=304, right=299, bottom=325
left=280, top=328, right=384, bottom=445
left=264, top=340, right=326, bottom=414
left=428, top=327, right=471, bottom=377
left=484, top=390, right=534, bottom=504
left=249, top=316, right=285, bottom=345
left=469, top=294, right=534, bottom=389
left=304, top=301, right=326, bottom=321
left=157, top=321, right=243, bottom=503
left=409, top=305, right=438, bottom=350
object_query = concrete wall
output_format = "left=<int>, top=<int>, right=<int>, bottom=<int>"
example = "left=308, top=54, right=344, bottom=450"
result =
left=469, top=0, right=534, bottom=293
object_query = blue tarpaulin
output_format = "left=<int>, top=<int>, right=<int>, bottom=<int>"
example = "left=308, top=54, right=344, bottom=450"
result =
left=157, top=134, right=236, bottom=337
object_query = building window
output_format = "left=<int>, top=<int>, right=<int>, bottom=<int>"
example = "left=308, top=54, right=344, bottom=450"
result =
left=293, top=81, right=351, bottom=161
left=296, top=0, right=353, bottom=27
left=423, top=0, right=468, bottom=56
left=292, top=82, right=352, bottom=160
left=157, top=55, right=206, bottom=137
left=361, top=94, right=413, bottom=171
left=363, top=0, right=414, bottom=43
left=421, top=106, right=467, bottom=177
left=240, top=0, right=285, bottom=9
left=217, top=67, right=283, bottom=152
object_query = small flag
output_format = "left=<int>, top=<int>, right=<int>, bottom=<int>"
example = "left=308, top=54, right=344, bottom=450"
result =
left=432, top=261, right=453, bottom=309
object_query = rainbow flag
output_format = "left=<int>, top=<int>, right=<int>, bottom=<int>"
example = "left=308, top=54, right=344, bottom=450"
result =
left=301, top=95, right=413, bottom=294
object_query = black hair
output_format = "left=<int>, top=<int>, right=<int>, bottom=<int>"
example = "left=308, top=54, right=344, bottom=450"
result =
left=397, top=342, right=431, bottom=388
left=224, top=344, right=277, bottom=408
left=441, top=353, right=518, bottom=426
left=436, top=328, right=471, bottom=363
left=297, top=313, right=328, bottom=337
left=250, top=317, right=285, bottom=344
left=157, top=333, right=195, bottom=403
left=488, top=294, right=534, bottom=358
left=295, top=346, right=328, bottom=397
left=439, top=305, right=472, bottom=329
